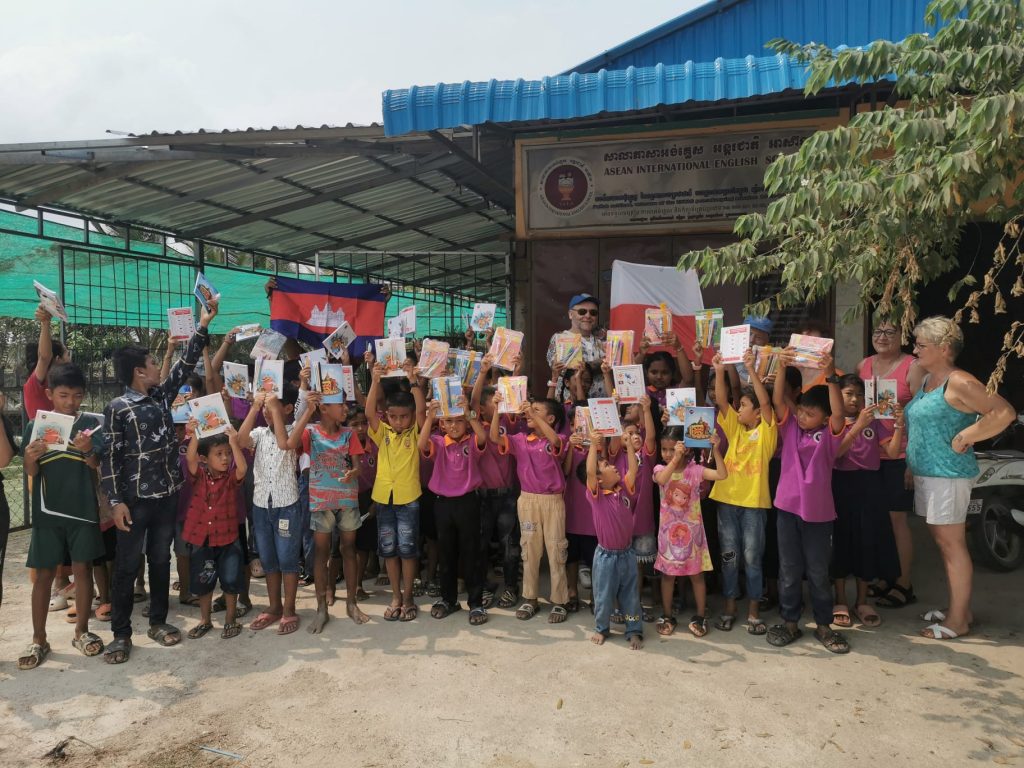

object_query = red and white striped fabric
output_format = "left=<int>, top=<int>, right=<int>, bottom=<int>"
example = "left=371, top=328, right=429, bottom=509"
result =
left=608, top=260, right=710, bottom=362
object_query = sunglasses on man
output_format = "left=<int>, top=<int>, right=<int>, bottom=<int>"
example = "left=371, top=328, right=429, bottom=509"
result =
left=574, top=308, right=599, bottom=317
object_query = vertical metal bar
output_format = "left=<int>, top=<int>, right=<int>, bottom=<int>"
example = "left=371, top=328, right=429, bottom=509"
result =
left=58, top=247, right=68, bottom=344
left=506, top=243, right=514, bottom=330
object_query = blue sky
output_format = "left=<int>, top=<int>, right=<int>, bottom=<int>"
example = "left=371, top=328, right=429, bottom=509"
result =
left=0, top=0, right=704, bottom=142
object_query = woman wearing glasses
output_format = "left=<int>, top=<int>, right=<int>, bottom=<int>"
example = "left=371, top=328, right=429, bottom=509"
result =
left=546, top=294, right=607, bottom=401
left=857, top=319, right=923, bottom=610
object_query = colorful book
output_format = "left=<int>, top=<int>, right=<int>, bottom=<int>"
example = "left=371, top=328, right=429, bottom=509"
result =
left=753, top=345, right=782, bottom=379
left=416, top=339, right=450, bottom=379
left=589, top=397, right=623, bottom=437
left=719, top=324, right=751, bottom=365
left=253, top=358, right=284, bottom=398
left=644, top=304, right=672, bottom=343
left=167, top=307, right=195, bottom=342
left=30, top=410, right=75, bottom=452
left=398, top=306, right=417, bottom=335
left=573, top=406, right=593, bottom=441
left=171, top=385, right=193, bottom=424
left=470, top=302, right=497, bottom=332
left=450, top=349, right=482, bottom=388
left=666, top=388, right=698, bottom=426
left=223, top=362, right=250, bottom=399
left=612, top=364, right=645, bottom=404
left=554, top=332, right=583, bottom=369
left=789, top=334, right=834, bottom=368
left=875, top=378, right=898, bottom=419
left=604, top=330, right=634, bottom=367
left=497, top=376, right=527, bottom=414
left=234, top=323, right=262, bottom=341
left=193, top=272, right=220, bottom=311
left=314, top=362, right=346, bottom=404
left=323, top=321, right=357, bottom=359
left=432, top=376, right=465, bottom=417
left=694, top=308, right=723, bottom=349
left=864, top=377, right=876, bottom=408
left=375, top=338, right=407, bottom=377
left=387, top=316, right=405, bottom=339
left=299, top=348, right=328, bottom=371
left=489, top=328, right=524, bottom=371
left=250, top=328, right=287, bottom=360
left=33, top=280, right=69, bottom=323
left=341, top=365, right=357, bottom=402
left=683, top=406, right=716, bottom=449
left=188, top=393, right=231, bottom=438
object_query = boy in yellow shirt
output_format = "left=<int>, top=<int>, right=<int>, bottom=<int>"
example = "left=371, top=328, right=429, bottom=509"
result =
left=709, top=348, right=778, bottom=634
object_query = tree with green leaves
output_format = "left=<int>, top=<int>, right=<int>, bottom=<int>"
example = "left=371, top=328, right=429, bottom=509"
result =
left=677, top=0, right=1024, bottom=389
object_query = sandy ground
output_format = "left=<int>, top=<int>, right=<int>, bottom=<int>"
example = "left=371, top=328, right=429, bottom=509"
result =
left=1, top=518, right=1023, bottom=768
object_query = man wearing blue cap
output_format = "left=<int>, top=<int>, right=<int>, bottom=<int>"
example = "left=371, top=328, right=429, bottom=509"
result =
left=546, top=293, right=606, bottom=400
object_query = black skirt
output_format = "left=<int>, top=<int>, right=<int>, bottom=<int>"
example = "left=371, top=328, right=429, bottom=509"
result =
left=831, top=469, right=898, bottom=581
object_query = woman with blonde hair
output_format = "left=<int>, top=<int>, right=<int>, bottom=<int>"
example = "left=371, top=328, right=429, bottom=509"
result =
left=904, top=316, right=1014, bottom=640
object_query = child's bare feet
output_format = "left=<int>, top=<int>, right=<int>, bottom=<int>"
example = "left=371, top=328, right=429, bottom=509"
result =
left=590, top=632, right=606, bottom=645
left=628, top=634, right=644, bottom=650
left=346, top=603, right=369, bottom=625
left=326, top=590, right=336, bottom=607
left=307, top=607, right=330, bottom=634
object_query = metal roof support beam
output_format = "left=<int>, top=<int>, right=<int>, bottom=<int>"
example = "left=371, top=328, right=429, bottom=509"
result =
left=427, top=130, right=515, bottom=205
left=18, top=162, right=156, bottom=207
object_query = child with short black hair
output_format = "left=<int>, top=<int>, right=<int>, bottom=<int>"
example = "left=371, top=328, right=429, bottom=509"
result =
left=19, top=363, right=104, bottom=669
left=183, top=429, right=247, bottom=640
left=581, top=431, right=642, bottom=649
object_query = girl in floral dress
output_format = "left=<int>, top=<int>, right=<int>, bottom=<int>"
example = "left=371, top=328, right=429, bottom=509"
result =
left=653, top=428, right=726, bottom=637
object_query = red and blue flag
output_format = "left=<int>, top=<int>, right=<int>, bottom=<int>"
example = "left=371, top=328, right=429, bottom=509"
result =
left=270, top=276, right=387, bottom=355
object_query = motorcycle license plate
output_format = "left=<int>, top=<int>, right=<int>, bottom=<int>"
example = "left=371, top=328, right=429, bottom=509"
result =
left=966, top=498, right=983, bottom=516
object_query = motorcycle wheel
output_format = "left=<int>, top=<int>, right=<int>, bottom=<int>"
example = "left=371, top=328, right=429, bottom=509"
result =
left=968, top=496, right=1024, bottom=572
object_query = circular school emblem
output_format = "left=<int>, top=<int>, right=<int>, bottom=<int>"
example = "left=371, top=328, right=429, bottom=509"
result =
left=544, top=443, right=554, bottom=454
left=462, top=445, right=470, bottom=457
left=863, top=427, right=875, bottom=440
left=812, top=431, right=823, bottom=443
left=538, top=157, right=594, bottom=217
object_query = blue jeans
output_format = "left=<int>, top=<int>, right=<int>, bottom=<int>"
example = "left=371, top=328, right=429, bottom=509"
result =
left=592, top=545, right=642, bottom=639
left=777, top=510, right=834, bottom=627
left=111, top=494, right=177, bottom=640
left=251, top=499, right=303, bottom=574
left=717, top=503, right=766, bottom=602
left=377, top=499, right=420, bottom=559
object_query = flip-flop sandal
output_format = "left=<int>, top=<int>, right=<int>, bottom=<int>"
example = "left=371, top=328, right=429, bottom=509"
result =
left=498, top=589, right=519, bottom=609
left=875, top=583, right=916, bottom=608
left=565, top=595, right=580, bottom=613
left=94, top=603, right=112, bottom=621
left=133, top=589, right=147, bottom=604
left=688, top=615, right=709, bottom=638
left=610, top=610, right=625, bottom=625
left=832, top=605, right=853, bottom=628
left=921, top=623, right=966, bottom=640
left=766, top=624, right=803, bottom=647
left=854, top=604, right=882, bottom=628
left=815, top=628, right=851, bottom=654
left=179, top=595, right=200, bottom=607
left=72, top=632, right=104, bottom=656
left=548, top=605, right=568, bottom=624
left=187, top=622, right=214, bottom=639
left=515, top=602, right=538, bottom=620
left=172, top=581, right=181, bottom=592
left=481, top=590, right=495, bottom=609
left=48, top=594, right=69, bottom=612
left=426, top=582, right=442, bottom=598
left=468, top=607, right=489, bottom=626
left=383, top=605, right=403, bottom=622
left=919, top=609, right=948, bottom=622
left=643, top=608, right=656, bottom=623
left=715, top=614, right=735, bottom=631
left=656, top=616, right=677, bottom=636
left=212, top=596, right=227, bottom=612
left=103, top=637, right=132, bottom=664
left=412, top=579, right=426, bottom=597
left=234, top=602, right=252, bottom=619
left=64, top=606, right=78, bottom=623
left=221, top=622, right=243, bottom=639
left=399, top=604, right=418, bottom=622
left=431, top=600, right=461, bottom=619
left=147, top=624, right=182, bottom=646
left=866, top=583, right=888, bottom=598
left=277, top=615, right=300, bottom=635
left=746, top=617, right=768, bottom=635
left=249, top=612, right=281, bottom=631
left=17, top=642, right=51, bottom=670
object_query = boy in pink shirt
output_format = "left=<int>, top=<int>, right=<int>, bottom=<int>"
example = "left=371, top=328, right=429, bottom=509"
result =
left=418, top=398, right=488, bottom=625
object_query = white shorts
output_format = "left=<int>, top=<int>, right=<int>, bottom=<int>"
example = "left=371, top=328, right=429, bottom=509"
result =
left=913, top=475, right=974, bottom=525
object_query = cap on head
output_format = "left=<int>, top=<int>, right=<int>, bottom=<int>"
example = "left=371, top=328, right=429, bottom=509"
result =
left=568, top=293, right=600, bottom=309
left=744, top=315, right=773, bottom=334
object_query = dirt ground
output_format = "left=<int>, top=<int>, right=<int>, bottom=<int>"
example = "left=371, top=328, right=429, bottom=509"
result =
left=1, top=518, right=1022, bottom=768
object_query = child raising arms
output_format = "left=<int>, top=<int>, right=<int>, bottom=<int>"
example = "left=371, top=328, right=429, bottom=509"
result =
left=653, top=428, right=726, bottom=638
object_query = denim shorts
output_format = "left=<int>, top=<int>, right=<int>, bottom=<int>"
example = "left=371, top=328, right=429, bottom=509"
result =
left=187, top=538, right=243, bottom=596
left=311, top=507, right=361, bottom=534
left=252, top=500, right=303, bottom=574
left=377, top=499, right=420, bottom=559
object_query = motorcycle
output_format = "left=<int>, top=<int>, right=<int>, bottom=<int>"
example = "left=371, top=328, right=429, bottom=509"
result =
left=967, top=413, right=1024, bottom=571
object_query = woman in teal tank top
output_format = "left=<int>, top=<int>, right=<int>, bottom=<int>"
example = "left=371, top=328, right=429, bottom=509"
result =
left=904, top=317, right=1014, bottom=642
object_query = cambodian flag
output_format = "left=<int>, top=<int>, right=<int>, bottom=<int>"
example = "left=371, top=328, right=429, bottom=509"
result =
left=270, top=276, right=387, bottom=356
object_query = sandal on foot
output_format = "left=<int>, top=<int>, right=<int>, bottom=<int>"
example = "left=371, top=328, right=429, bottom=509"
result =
left=249, top=612, right=281, bottom=631
left=48, top=594, right=69, bottom=612
left=426, top=581, right=441, bottom=598
left=746, top=617, right=768, bottom=635
left=277, top=615, right=300, bottom=635
left=688, top=615, right=709, bottom=638
left=815, top=627, right=850, bottom=654
left=221, top=622, right=243, bottom=639
left=481, top=590, right=496, bottom=609
left=766, top=624, right=803, bottom=647
left=469, top=607, right=488, bottom=626
left=643, top=608, right=656, bottom=623
left=867, top=583, right=888, bottom=599
left=147, top=624, right=182, bottom=646
left=103, top=637, right=132, bottom=664
left=565, top=595, right=580, bottom=613
left=399, top=604, right=418, bottom=622
left=431, top=599, right=461, bottom=619
left=234, top=602, right=252, bottom=619
left=855, top=604, right=882, bottom=628
left=515, top=602, right=537, bottom=620
left=64, top=606, right=78, bottom=623
left=132, top=588, right=147, bottom=603
left=72, top=632, right=104, bottom=656
left=188, top=622, right=214, bottom=639
left=548, top=605, right=568, bottom=624
left=921, top=622, right=966, bottom=640
left=875, top=583, right=916, bottom=608
left=610, top=610, right=625, bottom=625
left=356, top=588, right=371, bottom=601
left=17, top=642, right=51, bottom=670
left=412, top=579, right=426, bottom=597
left=374, top=574, right=390, bottom=587
left=94, top=603, right=112, bottom=621
left=656, top=616, right=677, bottom=636
left=179, top=594, right=200, bottom=607
left=715, top=614, right=735, bottom=631
left=498, top=588, right=519, bottom=609
left=383, top=605, right=403, bottom=622
left=212, top=596, right=227, bottom=612
left=832, top=605, right=853, bottom=628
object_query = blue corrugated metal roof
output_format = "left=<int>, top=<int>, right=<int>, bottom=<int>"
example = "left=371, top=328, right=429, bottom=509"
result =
left=567, top=0, right=936, bottom=73
left=382, top=53, right=811, bottom=137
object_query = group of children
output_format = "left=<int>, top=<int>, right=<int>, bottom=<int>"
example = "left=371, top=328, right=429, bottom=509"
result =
left=16, top=291, right=916, bottom=669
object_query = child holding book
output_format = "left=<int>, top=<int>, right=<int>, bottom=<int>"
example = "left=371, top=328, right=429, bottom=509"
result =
left=18, top=364, right=104, bottom=670
left=653, top=427, right=726, bottom=637
left=350, top=407, right=379, bottom=599
left=183, top=428, right=247, bottom=640
left=581, top=431, right=642, bottom=649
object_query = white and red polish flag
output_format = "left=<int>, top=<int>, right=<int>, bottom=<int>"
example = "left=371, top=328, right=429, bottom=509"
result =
left=608, top=260, right=710, bottom=363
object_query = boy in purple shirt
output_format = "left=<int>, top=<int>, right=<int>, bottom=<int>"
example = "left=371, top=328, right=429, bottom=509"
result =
left=581, top=430, right=642, bottom=650
left=769, top=350, right=850, bottom=654
left=418, top=397, right=488, bottom=625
